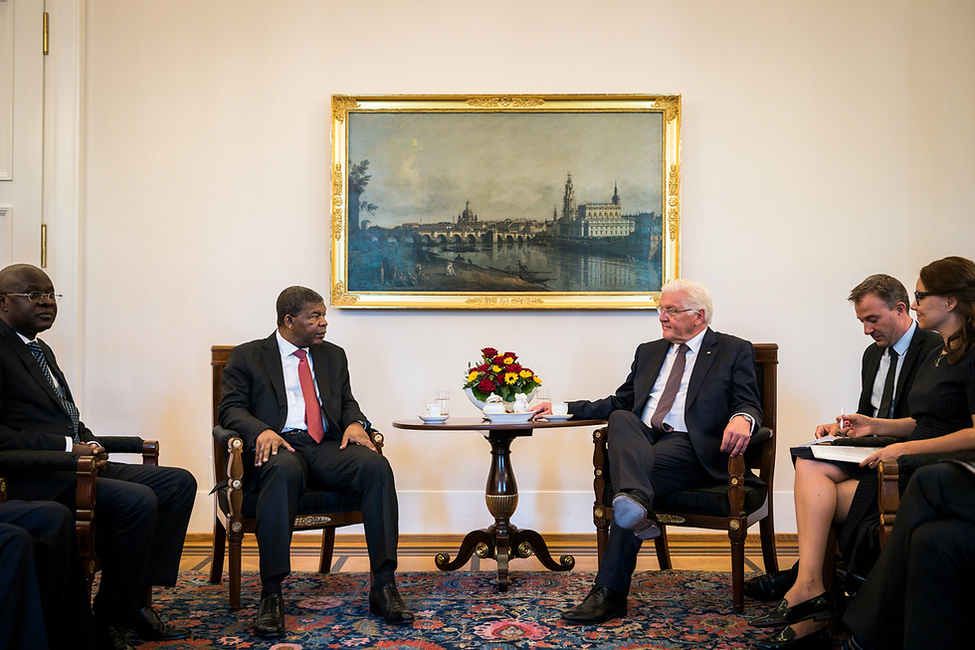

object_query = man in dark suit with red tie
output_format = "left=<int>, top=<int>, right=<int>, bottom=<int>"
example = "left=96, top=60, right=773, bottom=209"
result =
left=743, top=274, right=943, bottom=601
left=0, top=264, right=197, bottom=650
left=218, top=286, right=410, bottom=638
left=534, top=279, right=763, bottom=624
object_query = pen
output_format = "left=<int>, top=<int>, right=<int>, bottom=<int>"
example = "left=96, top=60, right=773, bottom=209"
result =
left=840, top=408, right=848, bottom=433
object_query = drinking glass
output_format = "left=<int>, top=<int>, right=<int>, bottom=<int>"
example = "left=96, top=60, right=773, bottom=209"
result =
left=436, top=391, right=450, bottom=415
left=536, top=390, right=551, bottom=406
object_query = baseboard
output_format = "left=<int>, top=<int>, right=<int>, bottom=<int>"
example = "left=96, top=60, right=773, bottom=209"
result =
left=185, top=531, right=798, bottom=555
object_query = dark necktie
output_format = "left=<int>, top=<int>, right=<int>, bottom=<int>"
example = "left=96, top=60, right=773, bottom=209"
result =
left=293, top=349, right=325, bottom=443
left=877, top=347, right=899, bottom=419
left=651, top=343, right=690, bottom=431
left=27, top=341, right=81, bottom=441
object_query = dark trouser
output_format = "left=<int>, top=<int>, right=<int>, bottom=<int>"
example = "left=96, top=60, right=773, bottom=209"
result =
left=843, top=463, right=975, bottom=649
left=0, top=500, right=97, bottom=650
left=251, top=432, right=399, bottom=585
left=59, top=462, right=197, bottom=621
left=596, top=410, right=711, bottom=595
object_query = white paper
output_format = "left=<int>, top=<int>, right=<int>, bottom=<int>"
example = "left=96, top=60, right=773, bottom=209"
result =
left=799, top=435, right=837, bottom=447
left=809, top=444, right=880, bottom=464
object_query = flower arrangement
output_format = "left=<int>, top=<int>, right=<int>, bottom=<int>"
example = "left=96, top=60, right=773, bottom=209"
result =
left=463, top=347, right=542, bottom=402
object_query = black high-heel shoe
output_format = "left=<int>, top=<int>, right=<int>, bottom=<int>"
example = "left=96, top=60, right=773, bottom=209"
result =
left=754, top=624, right=832, bottom=650
left=747, top=592, right=837, bottom=628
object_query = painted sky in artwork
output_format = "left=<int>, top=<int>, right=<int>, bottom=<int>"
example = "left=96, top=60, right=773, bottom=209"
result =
left=347, top=111, right=664, bottom=227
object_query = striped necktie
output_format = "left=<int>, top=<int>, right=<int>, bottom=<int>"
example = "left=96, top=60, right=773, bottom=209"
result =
left=27, top=341, right=81, bottom=441
left=650, top=343, right=689, bottom=432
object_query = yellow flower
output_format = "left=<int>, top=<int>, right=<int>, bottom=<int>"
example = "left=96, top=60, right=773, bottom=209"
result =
left=519, top=369, right=533, bottom=378
left=504, top=372, right=518, bottom=385
left=492, top=365, right=503, bottom=373
left=503, top=356, right=515, bottom=365
left=533, top=375, right=543, bottom=385
left=467, top=370, right=479, bottom=383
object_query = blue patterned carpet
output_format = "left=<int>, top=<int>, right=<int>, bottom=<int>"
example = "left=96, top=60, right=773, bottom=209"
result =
left=135, top=571, right=845, bottom=649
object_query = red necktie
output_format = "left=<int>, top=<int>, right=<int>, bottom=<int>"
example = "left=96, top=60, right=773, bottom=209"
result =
left=293, top=349, right=325, bottom=443
left=650, top=343, right=689, bottom=431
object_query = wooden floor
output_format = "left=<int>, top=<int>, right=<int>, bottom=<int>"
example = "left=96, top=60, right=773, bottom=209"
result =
left=182, top=532, right=798, bottom=575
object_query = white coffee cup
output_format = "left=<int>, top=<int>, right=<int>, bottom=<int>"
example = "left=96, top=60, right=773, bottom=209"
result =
left=552, top=402, right=569, bottom=416
left=425, top=404, right=442, bottom=417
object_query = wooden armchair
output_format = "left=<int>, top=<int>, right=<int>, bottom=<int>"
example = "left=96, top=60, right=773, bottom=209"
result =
left=879, top=450, right=975, bottom=546
left=209, top=345, right=385, bottom=611
left=592, top=342, right=779, bottom=612
left=0, top=437, right=159, bottom=599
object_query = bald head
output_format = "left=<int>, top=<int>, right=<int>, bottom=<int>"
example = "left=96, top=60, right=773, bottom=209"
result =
left=0, top=264, right=58, bottom=338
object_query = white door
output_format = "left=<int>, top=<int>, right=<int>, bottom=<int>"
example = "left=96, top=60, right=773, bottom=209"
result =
left=0, top=0, right=45, bottom=267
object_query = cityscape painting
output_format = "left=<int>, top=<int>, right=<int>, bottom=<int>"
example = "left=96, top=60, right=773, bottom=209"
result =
left=330, top=95, right=681, bottom=309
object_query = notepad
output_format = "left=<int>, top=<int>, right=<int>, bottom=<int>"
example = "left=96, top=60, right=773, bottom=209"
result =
left=807, top=444, right=881, bottom=464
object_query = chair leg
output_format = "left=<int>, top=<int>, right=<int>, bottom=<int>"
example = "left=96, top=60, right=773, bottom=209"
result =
left=595, top=509, right=611, bottom=568
left=759, top=514, right=779, bottom=574
left=730, top=535, right=745, bottom=613
left=210, top=519, right=227, bottom=584
left=228, top=530, right=243, bottom=612
left=653, top=524, right=673, bottom=570
left=319, top=527, right=336, bottom=573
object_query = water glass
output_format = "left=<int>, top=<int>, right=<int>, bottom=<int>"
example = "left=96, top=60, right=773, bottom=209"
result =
left=536, top=390, right=551, bottom=405
left=436, top=391, right=450, bottom=415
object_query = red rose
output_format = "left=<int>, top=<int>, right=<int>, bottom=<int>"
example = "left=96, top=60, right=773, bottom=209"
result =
left=481, top=347, right=498, bottom=359
left=492, top=355, right=505, bottom=365
left=478, top=378, right=497, bottom=392
left=503, top=351, right=518, bottom=362
left=477, top=363, right=490, bottom=373
left=506, top=363, right=522, bottom=373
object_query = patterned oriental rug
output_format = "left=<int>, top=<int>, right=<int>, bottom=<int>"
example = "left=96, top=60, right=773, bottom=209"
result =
left=136, top=571, right=846, bottom=649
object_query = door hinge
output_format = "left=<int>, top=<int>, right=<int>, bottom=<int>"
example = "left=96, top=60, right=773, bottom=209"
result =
left=43, top=12, right=49, bottom=55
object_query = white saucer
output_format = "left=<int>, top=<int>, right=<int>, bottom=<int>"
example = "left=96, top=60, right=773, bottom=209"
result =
left=484, top=412, right=534, bottom=424
left=418, top=415, right=449, bottom=423
left=542, top=414, right=573, bottom=422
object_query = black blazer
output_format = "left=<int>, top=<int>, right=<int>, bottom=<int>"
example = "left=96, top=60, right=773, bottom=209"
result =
left=856, top=326, right=943, bottom=418
left=218, top=332, right=370, bottom=452
left=0, top=319, right=98, bottom=452
left=569, top=327, right=762, bottom=481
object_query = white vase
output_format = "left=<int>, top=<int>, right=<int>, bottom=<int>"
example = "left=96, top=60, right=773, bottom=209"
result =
left=465, top=387, right=535, bottom=412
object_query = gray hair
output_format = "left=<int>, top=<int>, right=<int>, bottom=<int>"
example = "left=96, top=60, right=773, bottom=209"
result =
left=661, top=278, right=713, bottom=324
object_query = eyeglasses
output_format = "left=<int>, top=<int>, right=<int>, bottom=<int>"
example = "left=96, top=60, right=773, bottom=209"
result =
left=914, top=291, right=934, bottom=302
left=658, top=307, right=696, bottom=318
left=0, top=292, right=62, bottom=303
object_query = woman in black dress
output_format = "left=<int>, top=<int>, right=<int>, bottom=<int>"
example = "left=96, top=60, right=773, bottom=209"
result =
left=751, top=256, right=975, bottom=650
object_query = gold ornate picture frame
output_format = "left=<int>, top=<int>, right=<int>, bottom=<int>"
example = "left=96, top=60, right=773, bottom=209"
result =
left=330, top=94, right=680, bottom=309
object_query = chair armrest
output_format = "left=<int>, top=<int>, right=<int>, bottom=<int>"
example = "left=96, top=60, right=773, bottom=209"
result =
left=878, top=451, right=975, bottom=547
left=0, top=449, right=86, bottom=472
left=98, top=436, right=159, bottom=466
left=212, top=425, right=245, bottom=520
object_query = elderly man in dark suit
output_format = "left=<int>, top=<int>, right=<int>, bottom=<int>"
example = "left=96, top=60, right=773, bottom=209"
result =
left=219, top=286, right=410, bottom=638
left=0, top=264, right=196, bottom=650
left=534, top=278, right=762, bottom=624
left=744, top=274, right=942, bottom=601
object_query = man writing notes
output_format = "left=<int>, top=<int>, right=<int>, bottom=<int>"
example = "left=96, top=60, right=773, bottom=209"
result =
left=219, top=286, right=411, bottom=639
left=533, top=279, right=762, bottom=624
left=0, top=264, right=196, bottom=650
left=744, top=274, right=942, bottom=601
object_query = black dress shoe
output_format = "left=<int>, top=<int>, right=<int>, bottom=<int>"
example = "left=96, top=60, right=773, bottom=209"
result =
left=754, top=624, right=832, bottom=650
left=369, top=583, right=414, bottom=625
left=97, top=623, right=137, bottom=650
left=561, top=584, right=627, bottom=624
left=748, top=592, right=837, bottom=628
left=744, top=562, right=799, bottom=601
left=612, top=492, right=661, bottom=540
left=119, top=605, right=189, bottom=640
left=254, top=594, right=286, bottom=638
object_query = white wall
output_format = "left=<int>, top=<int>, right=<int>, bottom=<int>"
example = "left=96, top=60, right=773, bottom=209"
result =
left=69, top=0, right=975, bottom=535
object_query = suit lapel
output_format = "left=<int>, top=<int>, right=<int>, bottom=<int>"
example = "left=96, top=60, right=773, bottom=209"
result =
left=260, top=334, right=288, bottom=413
left=633, top=342, right=668, bottom=414
left=894, top=327, right=923, bottom=405
left=0, top=324, right=68, bottom=409
left=310, top=345, right=341, bottom=434
left=685, top=328, right=718, bottom=411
